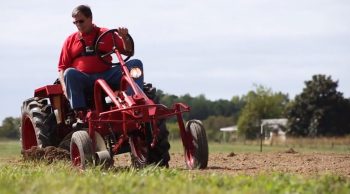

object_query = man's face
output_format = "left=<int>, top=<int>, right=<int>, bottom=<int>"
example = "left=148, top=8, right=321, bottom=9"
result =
left=72, top=12, right=93, bottom=34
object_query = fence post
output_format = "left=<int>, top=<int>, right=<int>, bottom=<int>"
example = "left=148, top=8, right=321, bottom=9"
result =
left=260, top=124, right=264, bottom=152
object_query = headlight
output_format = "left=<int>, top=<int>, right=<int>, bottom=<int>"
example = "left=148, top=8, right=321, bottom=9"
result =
left=130, top=67, right=142, bottom=79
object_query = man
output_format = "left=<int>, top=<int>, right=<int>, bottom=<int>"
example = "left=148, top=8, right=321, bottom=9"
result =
left=58, top=5, right=144, bottom=121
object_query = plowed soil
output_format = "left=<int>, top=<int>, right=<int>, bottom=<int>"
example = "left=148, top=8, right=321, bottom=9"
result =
left=21, top=146, right=350, bottom=177
left=115, top=148, right=350, bottom=177
left=22, top=146, right=70, bottom=163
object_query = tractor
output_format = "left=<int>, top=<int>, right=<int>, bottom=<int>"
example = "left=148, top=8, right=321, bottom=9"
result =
left=20, top=29, right=208, bottom=169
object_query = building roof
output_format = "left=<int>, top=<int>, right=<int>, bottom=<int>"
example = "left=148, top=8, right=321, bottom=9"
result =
left=261, top=118, right=288, bottom=126
left=220, top=125, right=238, bottom=132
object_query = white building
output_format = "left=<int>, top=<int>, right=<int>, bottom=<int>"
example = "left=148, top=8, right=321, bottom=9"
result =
left=219, top=125, right=238, bottom=142
left=261, top=119, right=288, bottom=145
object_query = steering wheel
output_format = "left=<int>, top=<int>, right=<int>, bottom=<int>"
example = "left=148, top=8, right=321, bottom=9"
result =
left=95, top=29, right=134, bottom=66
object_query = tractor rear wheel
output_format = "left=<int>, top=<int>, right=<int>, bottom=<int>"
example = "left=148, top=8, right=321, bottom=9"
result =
left=20, top=97, right=58, bottom=151
left=70, top=131, right=93, bottom=169
left=148, top=120, right=170, bottom=167
left=184, top=120, right=209, bottom=169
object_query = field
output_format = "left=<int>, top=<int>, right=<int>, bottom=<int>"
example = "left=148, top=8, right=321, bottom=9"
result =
left=0, top=139, right=350, bottom=194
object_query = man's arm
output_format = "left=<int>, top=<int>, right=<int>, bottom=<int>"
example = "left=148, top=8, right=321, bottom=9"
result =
left=58, top=35, right=73, bottom=98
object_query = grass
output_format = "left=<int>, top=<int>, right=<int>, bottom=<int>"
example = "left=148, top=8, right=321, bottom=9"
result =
left=0, top=139, right=21, bottom=157
left=0, top=161, right=349, bottom=194
left=0, top=139, right=349, bottom=194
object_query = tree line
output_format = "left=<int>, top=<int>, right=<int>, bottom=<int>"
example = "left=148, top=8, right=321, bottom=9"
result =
left=159, top=74, right=350, bottom=140
left=1, top=74, right=350, bottom=141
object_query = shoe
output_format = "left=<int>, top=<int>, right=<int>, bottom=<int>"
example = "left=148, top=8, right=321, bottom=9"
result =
left=72, top=118, right=87, bottom=130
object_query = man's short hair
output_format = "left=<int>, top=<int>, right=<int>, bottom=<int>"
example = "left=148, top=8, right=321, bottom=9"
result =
left=72, top=5, right=92, bottom=18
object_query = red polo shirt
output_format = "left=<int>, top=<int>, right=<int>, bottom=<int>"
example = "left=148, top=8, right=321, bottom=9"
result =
left=58, top=26, right=125, bottom=74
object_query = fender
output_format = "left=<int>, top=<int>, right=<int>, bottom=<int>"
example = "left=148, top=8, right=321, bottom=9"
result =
left=34, top=84, right=63, bottom=98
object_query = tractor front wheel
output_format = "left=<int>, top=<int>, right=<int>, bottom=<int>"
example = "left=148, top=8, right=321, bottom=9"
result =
left=184, top=120, right=209, bottom=169
left=70, top=131, right=93, bottom=169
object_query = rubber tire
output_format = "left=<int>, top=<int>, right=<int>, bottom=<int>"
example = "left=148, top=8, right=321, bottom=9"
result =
left=70, top=131, right=93, bottom=169
left=148, top=120, right=171, bottom=167
left=20, top=97, right=58, bottom=150
left=143, top=83, right=171, bottom=167
left=185, top=120, right=209, bottom=169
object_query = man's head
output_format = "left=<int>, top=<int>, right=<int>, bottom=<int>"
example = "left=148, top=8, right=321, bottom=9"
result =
left=72, top=5, right=94, bottom=34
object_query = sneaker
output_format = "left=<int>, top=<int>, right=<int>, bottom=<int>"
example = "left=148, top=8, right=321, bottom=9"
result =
left=72, top=118, right=87, bottom=130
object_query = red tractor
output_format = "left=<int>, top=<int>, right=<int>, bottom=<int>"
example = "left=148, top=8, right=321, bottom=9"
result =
left=20, top=29, right=208, bottom=169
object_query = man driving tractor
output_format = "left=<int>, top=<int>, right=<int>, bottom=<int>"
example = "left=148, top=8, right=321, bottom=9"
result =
left=58, top=5, right=144, bottom=125
left=20, top=4, right=208, bottom=169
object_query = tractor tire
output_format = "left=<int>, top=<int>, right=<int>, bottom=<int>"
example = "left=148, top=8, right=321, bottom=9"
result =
left=184, top=120, right=209, bottom=169
left=148, top=120, right=171, bottom=167
left=70, top=131, right=93, bottom=169
left=143, top=83, right=171, bottom=167
left=129, top=132, right=150, bottom=168
left=20, top=97, right=58, bottom=151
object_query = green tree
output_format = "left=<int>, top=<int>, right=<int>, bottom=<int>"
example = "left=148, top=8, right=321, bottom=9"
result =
left=159, top=91, right=246, bottom=122
left=211, top=99, right=235, bottom=117
left=0, top=117, right=20, bottom=139
left=286, top=74, right=350, bottom=136
left=188, top=94, right=210, bottom=120
left=230, top=95, right=246, bottom=123
left=237, top=85, right=289, bottom=139
left=202, top=115, right=235, bottom=141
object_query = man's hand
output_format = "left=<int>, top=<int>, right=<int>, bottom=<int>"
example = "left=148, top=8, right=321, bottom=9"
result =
left=118, top=27, right=133, bottom=55
left=118, top=27, right=129, bottom=38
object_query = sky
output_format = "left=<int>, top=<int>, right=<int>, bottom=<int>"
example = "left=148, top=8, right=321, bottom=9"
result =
left=0, top=0, right=349, bottom=122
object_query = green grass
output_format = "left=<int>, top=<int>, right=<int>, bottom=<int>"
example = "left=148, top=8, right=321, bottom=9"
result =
left=0, top=161, right=349, bottom=194
left=0, top=140, right=21, bottom=157
left=0, top=140, right=349, bottom=194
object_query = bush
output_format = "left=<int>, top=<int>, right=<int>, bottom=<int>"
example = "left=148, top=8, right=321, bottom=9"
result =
left=0, top=117, right=20, bottom=139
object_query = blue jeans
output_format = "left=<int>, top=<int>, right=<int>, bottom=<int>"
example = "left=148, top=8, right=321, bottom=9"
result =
left=64, top=59, right=144, bottom=109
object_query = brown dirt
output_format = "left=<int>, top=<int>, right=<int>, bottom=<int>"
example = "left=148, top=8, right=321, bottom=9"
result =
left=166, top=150, right=350, bottom=177
left=22, top=146, right=70, bottom=163
left=20, top=147, right=350, bottom=177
